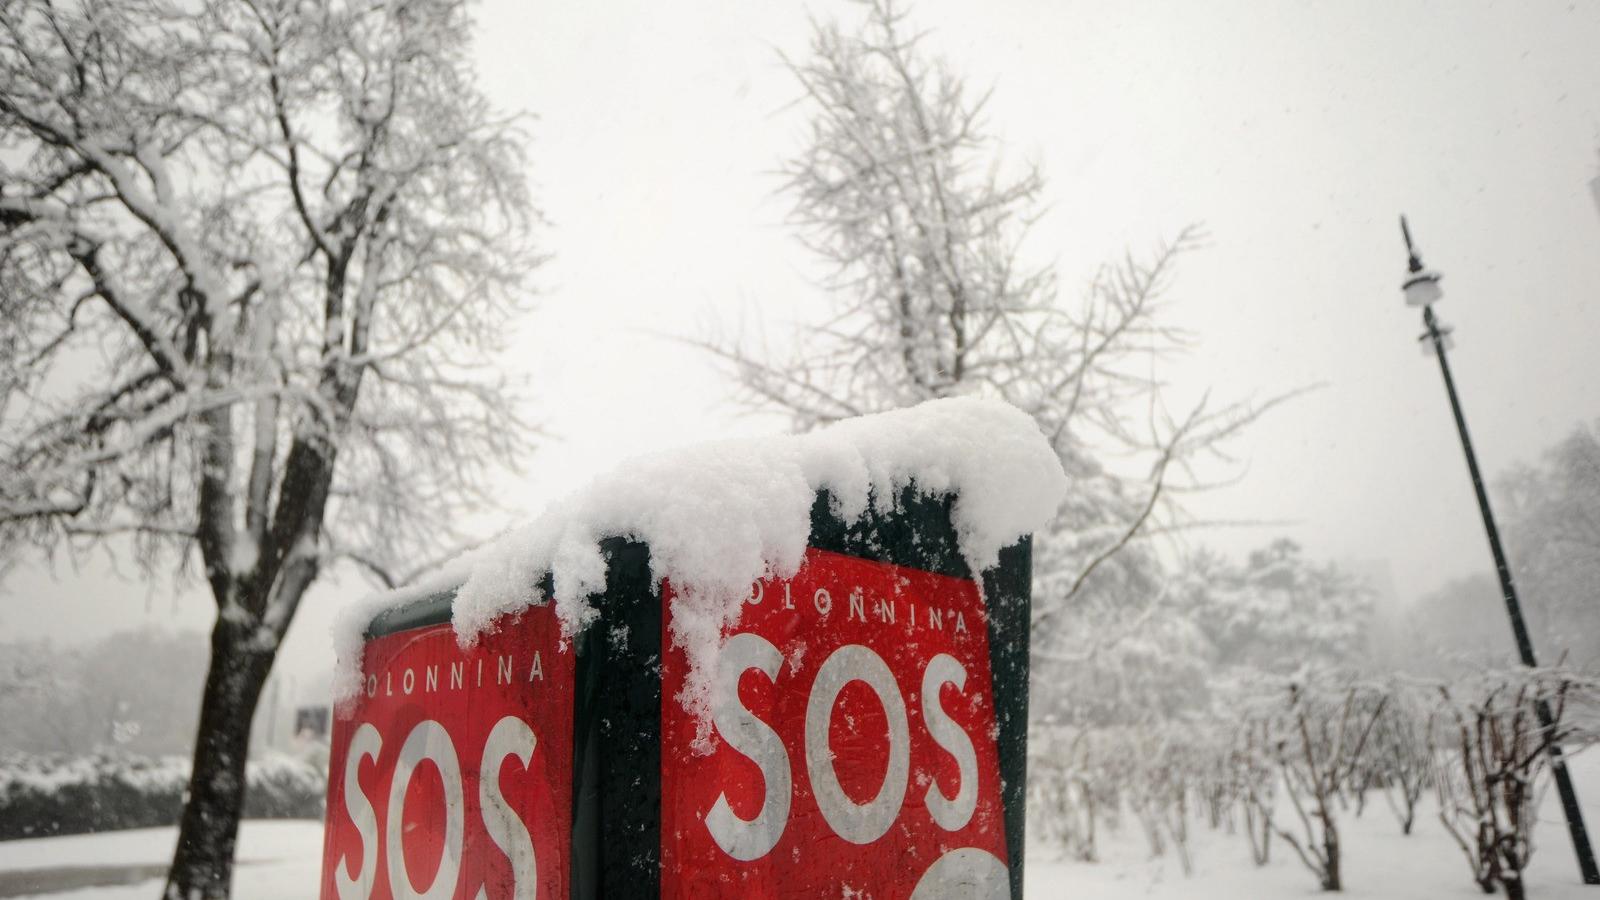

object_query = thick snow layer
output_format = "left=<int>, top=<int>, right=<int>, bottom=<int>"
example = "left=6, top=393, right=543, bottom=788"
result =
left=333, top=397, right=1068, bottom=709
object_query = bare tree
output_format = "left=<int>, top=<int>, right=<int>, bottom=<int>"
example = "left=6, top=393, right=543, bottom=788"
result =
left=705, top=0, right=1284, bottom=671
left=0, top=0, right=538, bottom=895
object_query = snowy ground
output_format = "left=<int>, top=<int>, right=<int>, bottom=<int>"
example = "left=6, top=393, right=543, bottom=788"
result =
left=1026, top=750, right=1600, bottom=899
left=0, top=820, right=320, bottom=899
left=2, top=753, right=1598, bottom=898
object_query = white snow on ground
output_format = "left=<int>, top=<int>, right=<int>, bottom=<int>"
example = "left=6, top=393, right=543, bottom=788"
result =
left=334, top=396, right=1069, bottom=723
left=4, top=754, right=1598, bottom=898
left=1025, top=750, right=1600, bottom=899
left=0, top=826, right=180, bottom=872
left=0, top=820, right=321, bottom=899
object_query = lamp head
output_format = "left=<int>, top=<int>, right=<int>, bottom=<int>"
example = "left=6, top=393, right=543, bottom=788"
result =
left=1400, top=215, right=1443, bottom=307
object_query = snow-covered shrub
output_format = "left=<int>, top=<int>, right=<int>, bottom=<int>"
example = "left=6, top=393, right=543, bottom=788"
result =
left=1194, top=722, right=1246, bottom=833
left=1034, top=720, right=1218, bottom=875
left=243, top=754, right=328, bottom=820
left=1433, top=667, right=1599, bottom=900
left=0, top=752, right=188, bottom=839
left=1033, top=717, right=1263, bottom=876
left=1234, top=717, right=1276, bottom=866
left=1263, top=670, right=1388, bottom=892
left=1029, top=726, right=1126, bottom=862
left=1122, top=723, right=1205, bottom=875
left=1360, top=680, right=1437, bottom=835
left=0, top=751, right=324, bottom=840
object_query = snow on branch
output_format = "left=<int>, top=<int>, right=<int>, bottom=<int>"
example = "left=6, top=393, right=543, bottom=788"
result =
left=0, top=0, right=540, bottom=636
left=705, top=0, right=1296, bottom=686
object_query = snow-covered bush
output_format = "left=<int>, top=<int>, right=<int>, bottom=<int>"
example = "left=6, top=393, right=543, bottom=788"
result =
left=1234, top=717, right=1276, bottom=866
left=1261, top=670, right=1389, bottom=892
left=1031, top=719, right=1241, bottom=877
left=1360, top=680, right=1437, bottom=835
left=1433, top=667, right=1599, bottom=900
left=1121, top=722, right=1213, bottom=875
left=0, top=752, right=324, bottom=840
left=1030, top=648, right=1594, bottom=899
left=0, top=752, right=188, bottom=839
left=1029, top=726, right=1128, bottom=863
left=243, top=754, right=328, bottom=821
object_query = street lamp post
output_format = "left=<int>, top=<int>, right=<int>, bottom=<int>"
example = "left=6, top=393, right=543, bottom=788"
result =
left=1400, top=215, right=1600, bottom=885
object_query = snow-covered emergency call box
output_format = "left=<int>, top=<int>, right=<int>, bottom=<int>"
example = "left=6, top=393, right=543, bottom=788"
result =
left=320, top=398, right=1067, bottom=900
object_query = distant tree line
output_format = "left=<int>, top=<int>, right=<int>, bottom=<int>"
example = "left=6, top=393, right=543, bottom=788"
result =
left=0, top=629, right=208, bottom=757
left=1399, top=419, right=1600, bottom=672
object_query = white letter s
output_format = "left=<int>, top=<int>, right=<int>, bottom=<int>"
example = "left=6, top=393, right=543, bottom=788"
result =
left=477, top=716, right=538, bottom=900
left=921, top=654, right=978, bottom=832
left=705, top=632, right=791, bottom=861
left=336, top=723, right=382, bottom=900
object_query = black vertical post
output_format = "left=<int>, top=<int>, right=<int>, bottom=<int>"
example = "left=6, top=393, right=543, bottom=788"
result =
left=1409, top=223, right=1600, bottom=884
left=983, top=538, right=1032, bottom=900
left=574, top=539, right=662, bottom=900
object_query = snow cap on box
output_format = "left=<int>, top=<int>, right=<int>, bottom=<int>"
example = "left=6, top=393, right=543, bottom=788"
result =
left=333, top=396, right=1068, bottom=711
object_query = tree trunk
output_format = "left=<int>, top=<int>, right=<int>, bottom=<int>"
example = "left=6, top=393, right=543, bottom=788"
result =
left=1083, top=798, right=1097, bottom=863
left=1321, top=813, right=1341, bottom=891
left=1246, top=800, right=1271, bottom=866
left=1475, top=825, right=1502, bottom=896
left=164, top=616, right=277, bottom=900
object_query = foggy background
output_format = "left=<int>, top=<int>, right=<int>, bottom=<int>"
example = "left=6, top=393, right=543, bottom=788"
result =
left=4, top=2, right=1600, bottom=897
left=5, top=0, right=1596, bottom=689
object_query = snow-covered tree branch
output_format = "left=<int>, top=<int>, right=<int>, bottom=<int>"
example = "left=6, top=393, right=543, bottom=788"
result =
left=705, top=0, right=1290, bottom=708
left=0, top=0, right=540, bottom=895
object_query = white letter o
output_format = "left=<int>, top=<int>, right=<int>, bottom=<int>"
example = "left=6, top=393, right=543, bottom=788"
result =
left=804, top=644, right=910, bottom=844
left=385, top=720, right=464, bottom=900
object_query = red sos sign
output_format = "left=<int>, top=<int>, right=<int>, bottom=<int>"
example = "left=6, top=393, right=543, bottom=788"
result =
left=320, top=605, right=572, bottom=900
left=661, top=548, right=1012, bottom=899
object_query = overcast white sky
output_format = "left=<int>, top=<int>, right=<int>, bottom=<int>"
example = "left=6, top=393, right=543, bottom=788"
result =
left=5, top=0, right=1599, bottom=685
